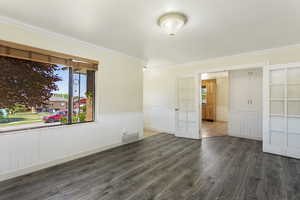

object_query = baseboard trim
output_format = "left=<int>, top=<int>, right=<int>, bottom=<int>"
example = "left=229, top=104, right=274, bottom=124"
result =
left=228, top=134, right=262, bottom=141
left=263, top=143, right=300, bottom=159
left=0, top=139, right=142, bottom=182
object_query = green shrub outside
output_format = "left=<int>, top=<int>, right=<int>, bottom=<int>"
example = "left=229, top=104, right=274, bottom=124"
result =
left=60, top=117, right=68, bottom=124
left=60, top=113, right=86, bottom=124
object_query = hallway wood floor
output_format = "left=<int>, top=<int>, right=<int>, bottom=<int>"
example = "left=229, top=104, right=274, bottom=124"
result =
left=202, top=121, right=228, bottom=138
left=0, top=133, right=299, bottom=200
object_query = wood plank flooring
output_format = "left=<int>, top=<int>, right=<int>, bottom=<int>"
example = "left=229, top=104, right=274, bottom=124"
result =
left=202, top=121, right=228, bottom=138
left=0, top=133, right=299, bottom=200
left=144, top=129, right=160, bottom=138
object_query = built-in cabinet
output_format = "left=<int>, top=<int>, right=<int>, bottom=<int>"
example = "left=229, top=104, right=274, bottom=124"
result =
left=229, top=68, right=262, bottom=140
left=201, top=79, right=216, bottom=121
left=264, top=63, right=300, bottom=159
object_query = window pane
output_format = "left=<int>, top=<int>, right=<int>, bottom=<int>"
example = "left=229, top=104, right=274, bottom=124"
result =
left=49, top=65, right=69, bottom=125
left=287, top=67, right=300, bottom=84
left=0, top=56, right=69, bottom=132
left=288, top=101, right=300, bottom=116
left=270, top=100, right=284, bottom=115
left=287, top=85, right=300, bottom=98
left=270, top=85, right=284, bottom=99
left=72, top=69, right=95, bottom=123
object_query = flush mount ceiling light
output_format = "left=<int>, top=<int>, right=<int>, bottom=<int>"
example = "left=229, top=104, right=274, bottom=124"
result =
left=158, top=12, right=188, bottom=36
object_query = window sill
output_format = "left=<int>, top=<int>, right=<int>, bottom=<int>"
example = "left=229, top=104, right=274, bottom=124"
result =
left=0, top=121, right=98, bottom=136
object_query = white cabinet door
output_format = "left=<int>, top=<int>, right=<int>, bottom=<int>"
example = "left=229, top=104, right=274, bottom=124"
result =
left=247, top=111, right=262, bottom=140
left=229, top=68, right=262, bottom=140
left=247, top=69, right=263, bottom=111
left=264, top=63, right=300, bottom=159
left=229, top=70, right=249, bottom=112
left=229, top=111, right=262, bottom=140
left=175, top=76, right=200, bottom=139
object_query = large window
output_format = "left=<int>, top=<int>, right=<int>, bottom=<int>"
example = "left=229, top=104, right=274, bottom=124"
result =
left=0, top=55, right=95, bottom=133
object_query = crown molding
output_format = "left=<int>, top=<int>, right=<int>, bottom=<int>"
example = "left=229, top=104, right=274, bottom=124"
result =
left=0, top=15, right=145, bottom=64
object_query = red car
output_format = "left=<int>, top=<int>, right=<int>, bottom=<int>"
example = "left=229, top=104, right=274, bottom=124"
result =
left=43, top=110, right=67, bottom=123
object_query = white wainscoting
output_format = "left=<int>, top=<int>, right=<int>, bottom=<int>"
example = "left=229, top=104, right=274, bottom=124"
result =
left=0, top=112, right=143, bottom=182
left=144, top=105, right=175, bottom=134
left=229, top=111, right=262, bottom=141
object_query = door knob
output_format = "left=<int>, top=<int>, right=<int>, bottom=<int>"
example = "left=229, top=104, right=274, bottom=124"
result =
left=175, top=108, right=179, bottom=111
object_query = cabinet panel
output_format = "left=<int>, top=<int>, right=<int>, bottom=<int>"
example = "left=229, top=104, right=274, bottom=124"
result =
left=229, top=70, right=249, bottom=111
left=229, top=68, right=262, bottom=140
left=229, top=111, right=262, bottom=140
left=228, top=112, right=243, bottom=137
left=248, top=69, right=263, bottom=111
left=247, top=112, right=262, bottom=139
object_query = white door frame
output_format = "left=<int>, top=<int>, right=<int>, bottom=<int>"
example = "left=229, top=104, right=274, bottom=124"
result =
left=195, top=61, right=269, bottom=138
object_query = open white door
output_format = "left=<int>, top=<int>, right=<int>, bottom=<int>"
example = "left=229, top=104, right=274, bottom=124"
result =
left=175, top=75, right=201, bottom=139
left=263, top=63, right=300, bottom=159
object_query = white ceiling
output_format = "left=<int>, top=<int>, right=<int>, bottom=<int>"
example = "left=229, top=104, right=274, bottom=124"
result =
left=0, top=0, right=300, bottom=67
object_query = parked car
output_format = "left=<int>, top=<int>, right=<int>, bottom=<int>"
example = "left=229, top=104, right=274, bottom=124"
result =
left=43, top=110, right=67, bottom=123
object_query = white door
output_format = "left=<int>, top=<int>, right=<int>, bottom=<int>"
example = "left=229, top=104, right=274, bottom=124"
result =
left=264, top=63, right=300, bottom=159
left=175, top=76, right=200, bottom=139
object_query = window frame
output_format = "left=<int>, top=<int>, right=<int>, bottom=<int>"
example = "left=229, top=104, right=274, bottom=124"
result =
left=0, top=62, right=96, bottom=134
left=68, top=67, right=96, bottom=125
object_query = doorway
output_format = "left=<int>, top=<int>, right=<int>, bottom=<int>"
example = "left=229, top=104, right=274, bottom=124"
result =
left=200, top=72, right=229, bottom=138
left=173, top=63, right=265, bottom=140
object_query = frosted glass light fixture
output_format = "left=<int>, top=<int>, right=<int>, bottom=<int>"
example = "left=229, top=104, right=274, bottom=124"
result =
left=143, top=66, right=147, bottom=72
left=158, top=12, right=188, bottom=36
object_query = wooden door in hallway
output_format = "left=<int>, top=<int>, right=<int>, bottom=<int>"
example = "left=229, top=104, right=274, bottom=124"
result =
left=202, top=79, right=216, bottom=121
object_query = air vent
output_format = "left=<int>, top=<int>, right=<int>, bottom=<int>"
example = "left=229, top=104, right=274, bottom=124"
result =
left=122, top=132, right=139, bottom=144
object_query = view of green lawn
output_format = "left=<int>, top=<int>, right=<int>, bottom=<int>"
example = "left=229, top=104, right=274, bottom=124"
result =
left=0, top=112, right=50, bottom=127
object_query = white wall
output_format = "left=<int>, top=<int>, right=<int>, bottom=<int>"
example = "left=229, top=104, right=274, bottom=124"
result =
left=144, top=44, right=300, bottom=134
left=0, top=19, right=143, bottom=181
left=143, top=69, right=175, bottom=133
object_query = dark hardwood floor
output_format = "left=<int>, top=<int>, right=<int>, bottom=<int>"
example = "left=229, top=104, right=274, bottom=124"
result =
left=0, top=133, right=299, bottom=200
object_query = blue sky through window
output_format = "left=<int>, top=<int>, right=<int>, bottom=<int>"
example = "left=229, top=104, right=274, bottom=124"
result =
left=53, top=65, right=87, bottom=98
